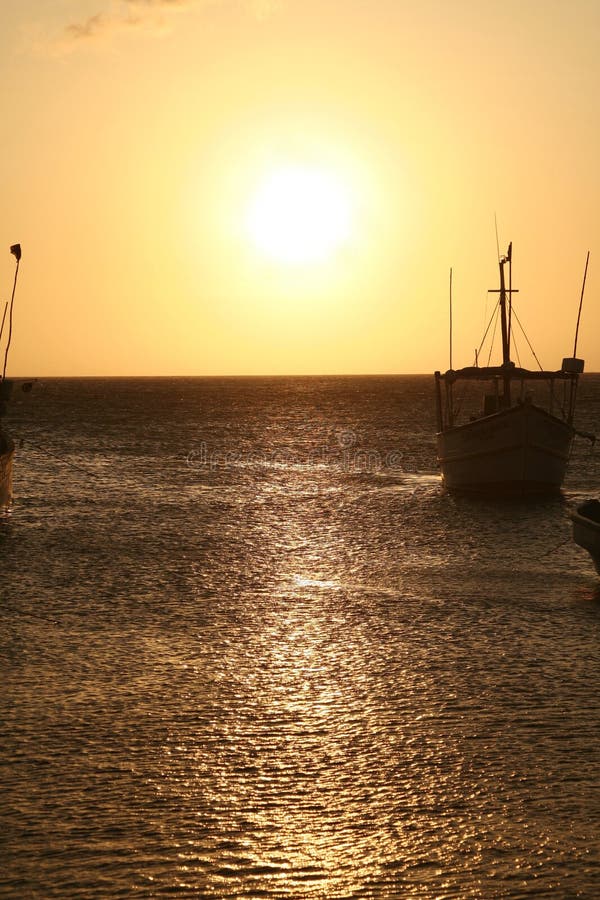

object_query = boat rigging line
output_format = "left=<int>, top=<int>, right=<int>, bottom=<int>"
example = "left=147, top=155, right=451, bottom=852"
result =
left=474, top=300, right=500, bottom=365
left=510, top=325, right=522, bottom=368
left=510, top=306, right=544, bottom=371
left=486, top=304, right=500, bottom=367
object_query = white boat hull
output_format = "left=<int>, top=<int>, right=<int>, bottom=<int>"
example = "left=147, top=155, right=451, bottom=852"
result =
left=437, top=402, right=573, bottom=494
left=0, top=442, right=14, bottom=509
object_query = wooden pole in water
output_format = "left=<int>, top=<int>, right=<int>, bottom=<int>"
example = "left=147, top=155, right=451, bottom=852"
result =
left=449, top=268, right=453, bottom=370
left=3, top=245, right=21, bottom=381
left=508, top=242, right=513, bottom=355
left=573, top=250, right=590, bottom=358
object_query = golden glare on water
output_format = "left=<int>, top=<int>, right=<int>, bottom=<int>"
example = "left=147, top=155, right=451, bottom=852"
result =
left=245, top=165, right=354, bottom=265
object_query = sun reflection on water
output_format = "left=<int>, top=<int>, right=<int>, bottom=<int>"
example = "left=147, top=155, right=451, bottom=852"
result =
left=151, top=528, right=489, bottom=896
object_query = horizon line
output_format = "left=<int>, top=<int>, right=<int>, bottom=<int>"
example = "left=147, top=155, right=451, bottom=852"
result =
left=6, top=370, right=600, bottom=379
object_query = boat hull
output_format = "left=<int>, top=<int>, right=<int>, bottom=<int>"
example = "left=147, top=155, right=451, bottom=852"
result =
left=571, top=501, right=600, bottom=576
left=0, top=437, right=14, bottom=509
left=437, top=402, right=574, bottom=494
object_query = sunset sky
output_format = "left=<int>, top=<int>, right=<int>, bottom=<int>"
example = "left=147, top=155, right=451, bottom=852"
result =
left=1, top=0, right=599, bottom=375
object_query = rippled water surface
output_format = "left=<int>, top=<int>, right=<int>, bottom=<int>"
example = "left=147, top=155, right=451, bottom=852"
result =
left=2, top=375, right=600, bottom=898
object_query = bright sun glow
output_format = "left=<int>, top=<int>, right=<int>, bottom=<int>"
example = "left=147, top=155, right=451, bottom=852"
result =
left=245, top=165, right=353, bottom=265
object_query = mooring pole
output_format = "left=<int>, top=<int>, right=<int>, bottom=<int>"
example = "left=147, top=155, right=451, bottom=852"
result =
left=449, top=267, right=453, bottom=371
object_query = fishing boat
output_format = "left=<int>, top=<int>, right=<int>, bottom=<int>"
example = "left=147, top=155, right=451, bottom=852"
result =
left=434, top=243, right=587, bottom=494
left=0, top=243, right=22, bottom=510
left=571, top=500, right=600, bottom=575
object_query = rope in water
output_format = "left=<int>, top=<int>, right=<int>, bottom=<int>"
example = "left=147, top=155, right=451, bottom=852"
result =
left=15, top=437, right=106, bottom=478
left=0, top=598, right=61, bottom=625
left=541, top=536, right=572, bottom=557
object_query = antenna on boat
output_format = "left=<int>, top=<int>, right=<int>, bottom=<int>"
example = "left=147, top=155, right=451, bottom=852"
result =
left=3, top=244, right=22, bottom=381
left=494, top=213, right=501, bottom=261
left=572, top=250, right=590, bottom=358
left=449, top=267, right=453, bottom=370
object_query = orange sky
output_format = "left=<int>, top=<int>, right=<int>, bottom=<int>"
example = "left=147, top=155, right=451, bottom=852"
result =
left=1, top=0, right=599, bottom=375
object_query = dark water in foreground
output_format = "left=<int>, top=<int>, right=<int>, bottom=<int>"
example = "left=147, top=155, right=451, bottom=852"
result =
left=2, top=375, right=600, bottom=899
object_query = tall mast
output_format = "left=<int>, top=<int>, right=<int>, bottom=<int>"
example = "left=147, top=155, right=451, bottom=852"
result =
left=498, top=243, right=513, bottom=407
left=499, top=246, right=511, bottom=367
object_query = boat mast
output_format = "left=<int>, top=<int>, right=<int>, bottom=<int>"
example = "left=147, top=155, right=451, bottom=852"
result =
left=498, top=244, right=511, bottom=367
left=498, top=243, right=512, bottom=406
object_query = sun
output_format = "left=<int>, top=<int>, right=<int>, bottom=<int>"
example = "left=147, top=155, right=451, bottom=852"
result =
left=245, top=165, right=354, bottom=265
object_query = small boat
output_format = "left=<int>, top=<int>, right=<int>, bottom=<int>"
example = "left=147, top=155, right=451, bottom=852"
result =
left=0, top=243, right=22, bottom=511
left=571, top=500, right=600, bottom=576
left=434, top=243, right=587, bottom=494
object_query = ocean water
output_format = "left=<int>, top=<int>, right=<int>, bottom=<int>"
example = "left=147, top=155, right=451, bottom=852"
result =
left=2, top=374, right=600, bottom=899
